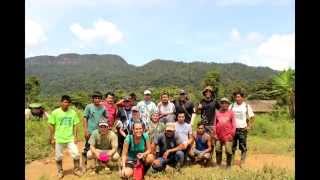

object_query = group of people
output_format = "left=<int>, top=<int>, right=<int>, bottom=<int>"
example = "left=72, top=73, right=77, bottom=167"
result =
left=45, top=87, right=255, bottom=179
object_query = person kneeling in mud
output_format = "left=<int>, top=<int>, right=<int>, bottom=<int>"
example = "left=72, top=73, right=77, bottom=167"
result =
left=120, top=122, right=154, bottom=179
left=150, top=122, right=185, bottom=172
left=188, top=122, right=212, bottom=166
left=87, top=118, right=120, bottom=174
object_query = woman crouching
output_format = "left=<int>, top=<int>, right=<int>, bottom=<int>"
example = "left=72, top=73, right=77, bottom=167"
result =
left=120, top=121, right=154, bottom=179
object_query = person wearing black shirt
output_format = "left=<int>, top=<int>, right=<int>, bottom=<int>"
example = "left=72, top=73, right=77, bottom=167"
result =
left=196, top=86, right=220, bottom=134
left=172, top=89, right=196, bottom=124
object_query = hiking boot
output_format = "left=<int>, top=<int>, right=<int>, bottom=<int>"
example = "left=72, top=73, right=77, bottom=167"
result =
left=56, top=160, right=64, bottom=179
left=216, top=152, right=222, bottom=166
left=226, top=154, right=232, bottom=169
left=73, top=159, right=83, bottom=176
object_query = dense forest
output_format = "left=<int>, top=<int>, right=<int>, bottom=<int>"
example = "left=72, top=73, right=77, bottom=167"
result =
left=25, top=53, right=278, bottom=97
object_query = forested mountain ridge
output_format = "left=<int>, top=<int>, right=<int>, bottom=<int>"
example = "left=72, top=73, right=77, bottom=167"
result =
left=25, top=53, right=278, bottom=96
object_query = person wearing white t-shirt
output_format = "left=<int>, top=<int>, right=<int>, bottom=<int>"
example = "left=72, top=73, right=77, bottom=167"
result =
left=175, top=112, right=193, bottom=158
left=158, top=92, right=176, bottom=124
left=229, top=91, right=255, bottom=167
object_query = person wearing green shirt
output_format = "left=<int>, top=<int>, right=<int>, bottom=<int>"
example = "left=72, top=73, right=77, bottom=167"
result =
left=120, top=122, right=154, bottom=179
left=82, top=91, right=107, bottom=167
left=48, top=95, right=82, bottom=179
left=87, top=118, right=120, bottom=174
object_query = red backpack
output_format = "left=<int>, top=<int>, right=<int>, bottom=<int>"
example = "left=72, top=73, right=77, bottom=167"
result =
left=133, top=159, right=144, bottom=180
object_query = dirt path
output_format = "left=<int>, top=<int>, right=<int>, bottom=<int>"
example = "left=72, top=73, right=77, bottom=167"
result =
left=26, top=142, right=294, bottom=180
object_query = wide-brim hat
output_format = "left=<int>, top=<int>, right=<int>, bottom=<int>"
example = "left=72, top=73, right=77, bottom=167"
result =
left=202, top=86, right=214, bottom=95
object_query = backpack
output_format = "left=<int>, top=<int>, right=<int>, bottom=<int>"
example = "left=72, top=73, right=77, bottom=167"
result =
left=127, top=133, right=147, bottom=153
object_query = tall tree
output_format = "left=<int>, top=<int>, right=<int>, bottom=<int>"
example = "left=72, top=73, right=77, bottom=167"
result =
left=202, top=69, right=220, bottom=98
left=25, top=76, right=41, bottom=104
left=271, top=69, right=295, bottom=119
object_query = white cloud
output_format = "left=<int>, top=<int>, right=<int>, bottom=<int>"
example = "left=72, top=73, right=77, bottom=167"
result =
left=70, top=19, right=124, bottom=45
left=229, top=28, right=264, bottom=44
left=25, top=18, right=47, bottom=48
left=230, top=28, right=241, bottom=41
left=239, top=33, right=295, bottom=70
left=246, top=32, right=264, bottom=43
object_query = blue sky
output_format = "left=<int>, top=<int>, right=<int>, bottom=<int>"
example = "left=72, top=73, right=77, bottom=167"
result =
left=26, top=0, right=295, bottom=70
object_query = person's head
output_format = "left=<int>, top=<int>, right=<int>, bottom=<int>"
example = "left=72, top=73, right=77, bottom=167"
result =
left=132, top=121, right=144, bottom=137
left=92, top=91, right=103, bottom=105
left=60, top=95, right=71, bottom=110
left=105, top=92, right=115, bottom=104
left=129, top=93, right=137, bottom=102
left=123, top=96, right=131, bottom=110
left=98, top=118, right=109, bottom=135
left=220, top=97, right=231, bottom=111
left=160, top=92, right=169, bottom=104
left=179, top=89, right=187, bottom=101
left=165, top=122, right=175, bottom=138
left=131, top=106, right=140, bottom=120
left=196, top=122, right=206, bottom=135
left=233, top=91, right=245, bottom=105
left=202, top=86, right=214, bottom=99
left=151, top=112, right=160, bottom=123
left=143, top=90, right=152, bottom=101
left=177, top=112, right=185, bottom=124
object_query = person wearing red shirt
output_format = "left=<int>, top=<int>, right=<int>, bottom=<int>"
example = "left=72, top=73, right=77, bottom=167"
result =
left=102, top=92, right=118, bottom=128
left=213, top=97, right=236, bottom=169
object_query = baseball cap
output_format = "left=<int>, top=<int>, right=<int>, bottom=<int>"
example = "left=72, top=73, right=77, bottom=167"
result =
left=165, top=122, right=175, bottom=131
left=29, top=103, right=42, bottom=108
left=220, top=97, right=230, bottom=104
left=98, top=117, right=109, bottom=127
left=179, top=89, right=187, bottom=95
left=144, top=90, right=152, bottom=95
left=131, top=106, right=139, bottom=112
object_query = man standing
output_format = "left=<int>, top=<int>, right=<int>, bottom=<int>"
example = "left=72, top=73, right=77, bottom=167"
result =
left=196, top=86, right=220, bottom=136
left=117, top=96, right=133, bottom=152
left=48, top=95, right=82, bottom=178
left=158, top=92, right=176, bottom=124
left=102, top=92, right=118, bottom=128
left=87, top=118, right=120, bottom=174
left=213, top=98, right=236, bottom=169
left=83, top=91, right=107, bottom=168
left=229, top=91, right=255, bottom=167
left=173, top=89, right=196, bottom=124
left=137, top=90, right=158, bottom=128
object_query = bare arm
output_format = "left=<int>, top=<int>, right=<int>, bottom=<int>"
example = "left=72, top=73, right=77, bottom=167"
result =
left=48, top=124, right=55, bottom=144
left=203, top=135, right=212, bottom=154
left=121, top=142, right=129, bottom=167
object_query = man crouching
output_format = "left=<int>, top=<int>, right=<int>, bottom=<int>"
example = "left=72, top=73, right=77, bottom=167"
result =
left=86, top=118, right=120, bottom=174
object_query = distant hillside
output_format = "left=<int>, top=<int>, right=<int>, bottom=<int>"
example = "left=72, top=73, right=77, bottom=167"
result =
left=25, top=53, right=278, bottom=96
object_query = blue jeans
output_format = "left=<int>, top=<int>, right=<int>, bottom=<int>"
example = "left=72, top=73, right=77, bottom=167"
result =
left=152, top=150, right=184, bottom=171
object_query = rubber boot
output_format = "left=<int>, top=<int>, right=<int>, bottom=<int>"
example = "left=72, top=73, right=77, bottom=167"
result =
left=226, top=154, right=232, bottom=169
left=215, top=152, right=222, bottom=166
left=73, top=159, right=83, bottom=176
left=231, top=151, right=235, bottom=165
left=56, top=160, right=64, bottom=179
left=240, top=151, right=247, bottom=168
